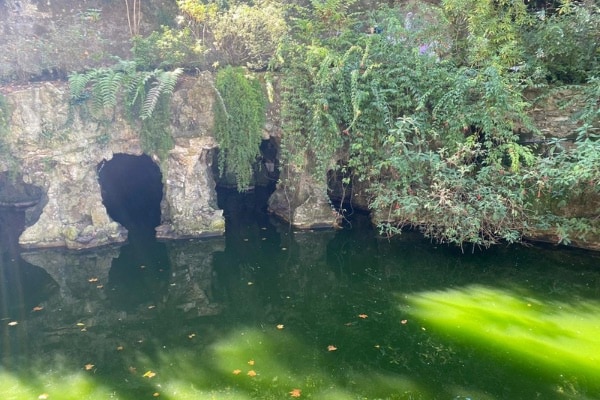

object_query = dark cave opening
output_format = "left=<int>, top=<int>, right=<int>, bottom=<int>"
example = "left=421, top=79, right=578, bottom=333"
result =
left=97, top=153, right=163, bottom=239
left=214, top=138, right=280, bottom=239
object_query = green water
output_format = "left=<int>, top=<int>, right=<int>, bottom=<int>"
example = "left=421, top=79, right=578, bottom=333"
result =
left=2, top=206, right=600, bottom=399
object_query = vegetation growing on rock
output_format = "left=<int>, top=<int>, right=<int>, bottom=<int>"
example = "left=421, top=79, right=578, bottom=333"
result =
left=2, top=0, right=600, bottom=248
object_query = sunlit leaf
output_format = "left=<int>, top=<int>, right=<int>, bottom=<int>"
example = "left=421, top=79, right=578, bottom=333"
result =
left=232, top=369, right=242, bottom=375
left=247, top=359, right=255, bottom=366
left=247, top=370, right=257, bottom=377
left=289, top=388, right=302, bottom=397
left=358, top=314, right=368, bottom=319
left=153, top=392, right=160, bottom=397
left=401, top=319, right=408, bottom=324
left=276, top=324, right=285, bottom=330
left=32, top=306, right=44, bottom=312
left=84, top=363, right=94, bottom=371
left=327, top=345, right=338, bottom=352
left=143, top=370, right=156, bottom=378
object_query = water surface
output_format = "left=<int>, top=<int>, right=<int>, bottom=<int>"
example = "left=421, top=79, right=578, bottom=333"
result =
left=1, top=200, right=600, bottom=399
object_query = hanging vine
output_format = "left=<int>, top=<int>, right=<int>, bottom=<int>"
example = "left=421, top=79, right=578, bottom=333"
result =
left=213, top=66, right=267, bottom=191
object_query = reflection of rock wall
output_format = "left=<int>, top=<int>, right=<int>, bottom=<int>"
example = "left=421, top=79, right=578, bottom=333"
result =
left=2, top=74, right=225, bottom=250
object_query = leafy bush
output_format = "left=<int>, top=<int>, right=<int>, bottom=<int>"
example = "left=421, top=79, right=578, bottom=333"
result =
left=523, top=2, right=600, bottom=84
left=211, top=1, right=287, bottom=70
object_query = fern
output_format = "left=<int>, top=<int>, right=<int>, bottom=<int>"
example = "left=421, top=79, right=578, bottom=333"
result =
left=140, top=68, right=183, bottom=120
left=68, top=61, right=182, bottom=159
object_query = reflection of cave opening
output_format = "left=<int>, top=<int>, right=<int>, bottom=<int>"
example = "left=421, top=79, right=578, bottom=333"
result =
left=97, top=153, right=163, bottom=238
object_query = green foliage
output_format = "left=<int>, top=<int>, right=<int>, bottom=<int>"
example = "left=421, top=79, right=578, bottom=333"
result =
left=211, top=1, right=287, bottom=70
left=0, top=93, right=8, bottom=138
left=276, top=3, right=540, bottom=246
left=523, top=2, right=600, bottom=83
left=132, top=25, right=205, bottom=70
left=69, top=60, right=183, bottom=159
left=442, top=0, right=532, bottom=69
left=213, top=66, right=267, bottom=191
left=371, top=117, right=531, bottom=249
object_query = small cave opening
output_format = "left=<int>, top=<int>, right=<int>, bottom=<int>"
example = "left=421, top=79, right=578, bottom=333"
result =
left=97, top=153, right=163, bottom=239
left=214, top=138, right=280, bottom=234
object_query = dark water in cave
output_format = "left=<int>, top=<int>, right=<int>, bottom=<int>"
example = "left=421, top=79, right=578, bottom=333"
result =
left=1, top=187, right=600, bottom=399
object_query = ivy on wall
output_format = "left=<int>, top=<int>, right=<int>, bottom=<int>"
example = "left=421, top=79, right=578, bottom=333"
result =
left=213, top=66, right=267, bottom=191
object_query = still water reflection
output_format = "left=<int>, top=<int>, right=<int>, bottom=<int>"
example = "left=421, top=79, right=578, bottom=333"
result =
left=1, top=195, right=600, bottom=399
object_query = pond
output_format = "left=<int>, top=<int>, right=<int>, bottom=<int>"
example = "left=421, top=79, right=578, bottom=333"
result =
left=1, top=190, right=600, bottom=400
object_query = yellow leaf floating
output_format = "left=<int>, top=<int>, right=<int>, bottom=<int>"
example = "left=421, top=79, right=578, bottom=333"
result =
left=327, top=345, right=337, bottom=352
left=276, top=324, right=285, bottom=330
left=84, top=364, right=94, bottom=371
left=232, top=369, right=242, bottom=375
left=247, top=370, right=257, bottom=377
left=289, top=388, right=302, bottom=397
left=247, top=359, right=255, bottom=366
left=32, top=306, right=44, bottom=312
left=7, top=321, right=18, bottom=326
left=143, top=371, right=156, bottom=378
left=153, top=393, right=160, bottom=397
left=358, top=314, right=368, bottom=319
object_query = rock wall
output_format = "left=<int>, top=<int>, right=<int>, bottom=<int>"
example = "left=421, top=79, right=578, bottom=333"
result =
left=1, top=73, right=224, bottom=250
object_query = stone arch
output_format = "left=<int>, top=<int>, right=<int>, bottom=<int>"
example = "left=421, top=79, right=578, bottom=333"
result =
left=97, top=153, right=163, bottom=238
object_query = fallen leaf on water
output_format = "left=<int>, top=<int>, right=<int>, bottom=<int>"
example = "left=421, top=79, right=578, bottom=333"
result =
left=247, top=359, right=255, bottom=366
left=232, top=369, right=242, bottom=375
left=84, top=364, right=94, bottom=371
left=276, top=324, right=285, bottom=330
left=38, top=394, right=49, bottom=400
left=143, top=371, right=156, bottom=378
left=153, top=393, right=160, bottom=397
left=96, top=284, right=104, bottom=289
left=401, top=319, right=408, bottom=325
left=147, top=305, right=156, bottom=310
left=327, top=345, right=338, bottom=352
left=7, top=321, right=18, bottom=326
left=32, top=306, right=44, bottom=312
left=358, top=314, right=368, bottom=319
left=116, top=345, right=124, bottom=351
left=188, top=333, right=196, bottom=339
left=80, top=328, right=87, bottom=332
left=88, top=277, right=98, bottom=283
left=76, top=322, right=85, bottom=327
left=247, top=370, right=257, bottom=377
left=289, top=388, right=302, bottom=397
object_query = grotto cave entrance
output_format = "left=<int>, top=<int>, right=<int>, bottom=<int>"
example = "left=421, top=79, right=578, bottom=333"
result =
left=97, top=153, right=163, bottom=239
left=214, top=138, right=280, bottom=235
